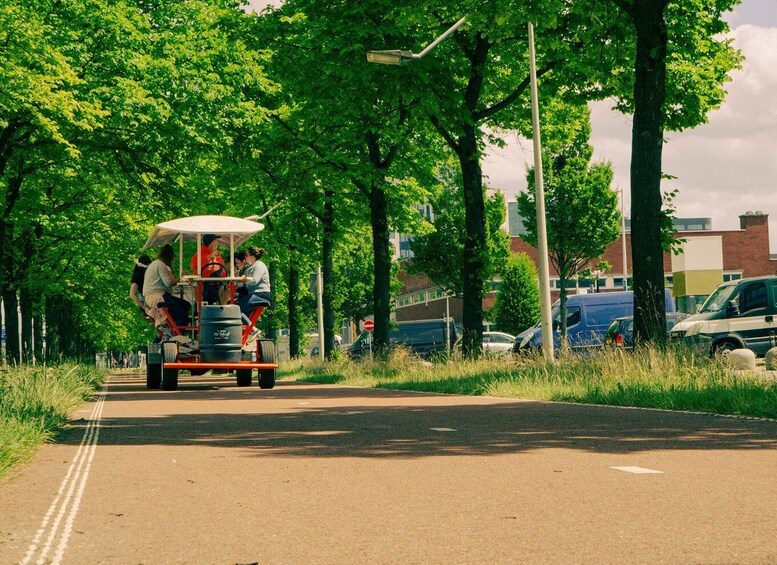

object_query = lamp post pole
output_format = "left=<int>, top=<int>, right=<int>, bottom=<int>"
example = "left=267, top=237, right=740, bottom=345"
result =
left=620, top=188, right=628, bottom=290
left=528, top=22, right=554, bottom=361
left=316, top=265, right=324, bottom=360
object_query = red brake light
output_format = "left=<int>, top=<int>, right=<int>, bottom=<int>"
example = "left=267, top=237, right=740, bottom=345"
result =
left=615, top=333, right=624, bottom=347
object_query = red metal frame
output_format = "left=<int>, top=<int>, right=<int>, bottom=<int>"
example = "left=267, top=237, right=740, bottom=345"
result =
left=165, top=361, right=278, bottom=369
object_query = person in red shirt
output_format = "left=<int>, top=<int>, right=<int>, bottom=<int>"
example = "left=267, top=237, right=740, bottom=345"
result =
left=191, top=234, right=227, bottom=303
left=191, top=234, right=225, bottom=276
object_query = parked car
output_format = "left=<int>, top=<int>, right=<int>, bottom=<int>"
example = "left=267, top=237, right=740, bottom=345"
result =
left=604, top=312, right=688, bottom=349
left=455, top=331, right=516, bottom=356
left=671, top=275, right=777, bottom=357
left=305, top=333, right=342, bottom=357
left=482, top=331, right=517, bottom=355
left=514, top=290, right=676, bottom=354
left=349, top=320, right=459, bottom=359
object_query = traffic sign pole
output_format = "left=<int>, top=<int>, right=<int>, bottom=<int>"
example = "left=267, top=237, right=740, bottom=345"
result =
left=364, top=319, right=374, bottom=360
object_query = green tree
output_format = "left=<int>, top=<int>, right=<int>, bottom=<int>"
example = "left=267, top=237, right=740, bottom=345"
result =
left=1, top=0, right=275, bottom=362
left=258, top=0, right=443, bottom=359
left=518, top=120, right=620, bottom=346
left=332, top=235, right=376, bottom=335
left=599, top=0, right=740, bottom=344
left=409, top=160, right=510, bottom=301
left=492, top=252, right=541, bottom=336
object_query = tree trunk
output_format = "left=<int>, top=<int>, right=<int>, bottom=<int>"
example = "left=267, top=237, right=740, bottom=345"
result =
left=370, top=180, right=392, bottom=360
left=631, top=0, right=668, bottom=345
left=45, top=298, right=61, bottom=362
left=46, top=297, right=82, bottom=361
left=19, top=286, right=33, bottom=364
left=3, top=290, right=20, bottom=365
left=458, top=124, right=486, bottom=357
left=322, top=185, right=336, bottom=359
left=288, top=264, right=300, bottom=359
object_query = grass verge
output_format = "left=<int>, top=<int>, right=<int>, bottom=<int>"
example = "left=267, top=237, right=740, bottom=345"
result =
left=0, top=365, right=105, bottom=481
left=282, top=346, right=777, bottom=419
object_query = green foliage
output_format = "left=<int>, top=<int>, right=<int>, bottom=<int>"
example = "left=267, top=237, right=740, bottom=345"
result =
left=409, top=160, right=510, bottom=298
left=492, top=253, right=541, bottom=336
left=1, top=0, right=277, bottom=359
left=518, top=113, right=620, bottom=338
left=0, top=365, right=104, bottom=479
left=332, top=235, right=377, bottom=327
left=659, top=188, right=687, bottom=255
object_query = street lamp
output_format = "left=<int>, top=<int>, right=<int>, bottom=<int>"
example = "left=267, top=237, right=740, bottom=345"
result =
left=366, top=17, right=467, bottom=65
left=367, top=17, right=554, bottom=360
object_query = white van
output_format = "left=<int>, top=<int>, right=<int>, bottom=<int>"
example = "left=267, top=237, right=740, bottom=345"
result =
left=672, top=275, right=777, bottom=356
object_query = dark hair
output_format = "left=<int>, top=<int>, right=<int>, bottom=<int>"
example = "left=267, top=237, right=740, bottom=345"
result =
left=203, top=234, right=219, bottom=246
left=235, top=250, right=247, bottom=262
left=247, top=247, right=266, bottom=260
left=158, top=244, right=175, bottom=265
left=131, top=255, right=152, bottom=289
left=137, top=254, right=152, bottom=267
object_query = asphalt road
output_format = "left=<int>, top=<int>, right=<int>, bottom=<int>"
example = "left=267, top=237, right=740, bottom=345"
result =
left=2, top=372, right=777, bottom=564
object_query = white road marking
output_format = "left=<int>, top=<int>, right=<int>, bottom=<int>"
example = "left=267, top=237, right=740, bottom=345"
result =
left=430, top=427, right=457, bottom=432
left=611, top=466, right=663, bottom=474
left=297, top=402, right=310, bottom=405
left=22, top=384, right=108, bottom=565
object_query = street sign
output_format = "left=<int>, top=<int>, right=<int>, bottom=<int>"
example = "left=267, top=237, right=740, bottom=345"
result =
left=364, top=320, right=374, bottom=332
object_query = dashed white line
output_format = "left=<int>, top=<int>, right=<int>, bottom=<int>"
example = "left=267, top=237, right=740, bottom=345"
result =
left=611, top=466, right=663, bottom=474
left=430, top=427, right=457, bottom=432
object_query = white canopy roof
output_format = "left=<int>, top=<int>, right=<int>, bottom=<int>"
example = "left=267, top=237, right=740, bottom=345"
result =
left=142, top=215, right=264, bottom=251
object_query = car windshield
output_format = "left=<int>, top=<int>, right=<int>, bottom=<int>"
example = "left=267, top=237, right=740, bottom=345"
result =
left=351, top=331, right=368, bottom=347
left=699, top=284, right=737, bottom=313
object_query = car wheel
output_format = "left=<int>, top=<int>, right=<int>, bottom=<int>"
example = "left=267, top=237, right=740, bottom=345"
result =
left=161, top=341, right=179, bottom=391
left=236, top=369, right=252, bottom=387
left=712, top=341, right=737, bottom=361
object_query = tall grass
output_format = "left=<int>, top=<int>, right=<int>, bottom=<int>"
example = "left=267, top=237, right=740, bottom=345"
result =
left=284, top=346, right=777, bottom=419
left=0, top=365, right=105, bottom=480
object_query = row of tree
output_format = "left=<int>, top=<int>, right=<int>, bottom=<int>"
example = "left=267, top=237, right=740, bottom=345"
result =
left=1, top=0, right=740, bottom=364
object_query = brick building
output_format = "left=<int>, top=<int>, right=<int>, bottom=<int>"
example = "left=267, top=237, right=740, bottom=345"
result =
left=395, top=211, right=777, bottom=323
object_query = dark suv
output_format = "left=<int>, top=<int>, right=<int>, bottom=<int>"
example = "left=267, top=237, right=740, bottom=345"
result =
left=349, top=320, right=459, bottom=359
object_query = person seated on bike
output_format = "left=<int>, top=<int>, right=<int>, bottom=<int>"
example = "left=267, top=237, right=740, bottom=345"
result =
left=234, top=250, right=250, bottom=300
left=237, top=246, right=272, bottom=316
left=129, top=254, right=152, bottom=318
left=143, top=244, right=190, bottom=329
left=190, top=234, right=227, bottom=304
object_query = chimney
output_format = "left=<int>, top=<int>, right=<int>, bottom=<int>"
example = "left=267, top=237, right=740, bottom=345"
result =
left=739, top=211, right=768, bottom=229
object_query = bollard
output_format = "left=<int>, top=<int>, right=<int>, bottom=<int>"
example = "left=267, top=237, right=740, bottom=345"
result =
left=765, top=347, right=777, bottom=371
left=728, top=349, right=756, bottom=371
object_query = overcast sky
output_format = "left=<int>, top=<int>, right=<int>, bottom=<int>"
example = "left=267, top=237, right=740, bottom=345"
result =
left=483, top=0, right=777, bottom=250
left=246, top=0, right=777, bottom=250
